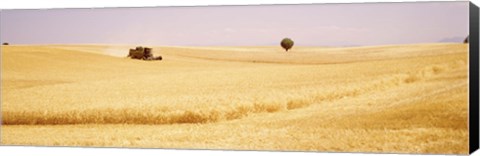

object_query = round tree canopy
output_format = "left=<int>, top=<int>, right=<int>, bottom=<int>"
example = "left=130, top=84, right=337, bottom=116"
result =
left=281, top=38, right=294, bottom=52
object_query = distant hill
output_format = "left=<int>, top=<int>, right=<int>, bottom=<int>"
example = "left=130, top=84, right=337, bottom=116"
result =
left=438, top=36, right=466, bottom=43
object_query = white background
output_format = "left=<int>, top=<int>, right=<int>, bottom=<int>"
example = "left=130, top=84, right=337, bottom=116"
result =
left=0, top=0, right=479, bottom=156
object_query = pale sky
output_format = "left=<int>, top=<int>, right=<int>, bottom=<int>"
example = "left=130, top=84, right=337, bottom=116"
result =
left=0, top=1, right=470, bottom=46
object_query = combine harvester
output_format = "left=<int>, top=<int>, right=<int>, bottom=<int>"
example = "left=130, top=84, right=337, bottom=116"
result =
left=128, top=46, right=162, bottom=61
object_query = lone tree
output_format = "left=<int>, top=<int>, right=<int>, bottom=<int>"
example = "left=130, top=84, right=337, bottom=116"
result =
left=464, top=35, right=469, bottom=43
left=281, top=38, right=294, bottom=52
left=2, top=42, right=8, bottom=45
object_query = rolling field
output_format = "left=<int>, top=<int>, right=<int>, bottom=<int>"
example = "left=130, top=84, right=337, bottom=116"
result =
left=0, top=43, right=469, bottom=154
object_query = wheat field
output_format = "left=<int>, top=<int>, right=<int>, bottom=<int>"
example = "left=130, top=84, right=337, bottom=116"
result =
left=0, top=43, right=469, bottom=154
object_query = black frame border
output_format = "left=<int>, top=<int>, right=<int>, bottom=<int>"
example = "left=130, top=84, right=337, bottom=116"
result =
left=470, top=1, right=479, bottom=154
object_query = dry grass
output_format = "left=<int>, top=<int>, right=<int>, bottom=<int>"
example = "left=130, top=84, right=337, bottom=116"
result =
left=0, top=43, right=469, bottom=154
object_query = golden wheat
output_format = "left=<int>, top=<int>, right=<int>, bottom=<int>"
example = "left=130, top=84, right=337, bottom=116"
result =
left=0, top=43, right=469, bottom=154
